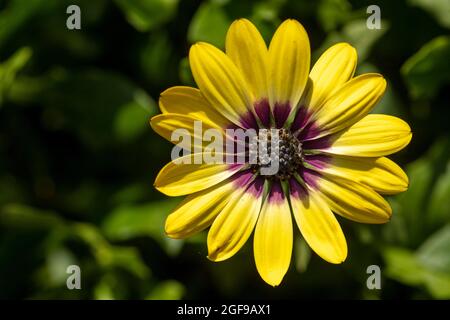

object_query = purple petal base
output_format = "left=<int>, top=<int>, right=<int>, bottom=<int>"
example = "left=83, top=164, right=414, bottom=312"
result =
left=267, top=181, right=285, bottom=204
left=289, top=179, right=308, bottom=200
left=254, top=99, right=271, bottom=128
left=273, top=102, right=291, bottom=128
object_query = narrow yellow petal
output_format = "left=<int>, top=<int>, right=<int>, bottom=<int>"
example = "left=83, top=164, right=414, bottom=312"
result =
left=165, top=178, right=236, bottom=239
left=325, top=114, right=412, bottom=157
left=290, top=183, right=347, bottom=264
left=254, top=184, right=293, bottom=286
left=150, top=113, right=222, bottom=151
left=226, top=19, right=268, bottom=100
left=154, top=154, right=242, bottom=196
left=318, top=156, right=409, bottom=194
left=313, top=74, right=387, bottom=136
left=317, top=175, right=392, bottom=224
left=159, top=86, right=230, bottom=128
left=207, top=179, right=264, bottom=261
left=303, top=43, right=357, bottom=111
left=268, top=19, right=310, bottom=108
left=189, top=42, right=254, bottom=127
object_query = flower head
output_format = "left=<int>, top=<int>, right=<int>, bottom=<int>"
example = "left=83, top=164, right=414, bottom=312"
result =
left=151, top=19, right=412, bottom=286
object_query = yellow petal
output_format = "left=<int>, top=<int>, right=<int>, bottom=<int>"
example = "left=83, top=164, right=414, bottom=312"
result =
left=318, top=155, right=409, bottom=194
left=150, top=113, right=222, bottom=151
left=189, top=42, right=254, bottom=127
left=303, top=42, right=357, bottom=111
left=290, top=183, right=347, bottom=264
left=268, top=19, right=310, bottom=108
left=207, top=179, right=264, bottom=261
left=165, top=178, right=237, bottom=239
left=317, top=175, right=392, bottom=224
left=154, top=154, right=242, bottom=196
left=325, top=114, right=412, bottom=157
left=226, top=19, right=268, bottom=100
left=159, top=86, right=230, bottom=128
left=254, top=184, right=293, bottom=286
left=313, top=74, right=387, bottom=137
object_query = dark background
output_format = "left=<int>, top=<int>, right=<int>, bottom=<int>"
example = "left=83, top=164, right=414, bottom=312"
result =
left=0, top=0, right=449, bottom=299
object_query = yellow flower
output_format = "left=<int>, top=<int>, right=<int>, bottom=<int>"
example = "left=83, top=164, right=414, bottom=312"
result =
left=151, top=19, right=412, bottom=286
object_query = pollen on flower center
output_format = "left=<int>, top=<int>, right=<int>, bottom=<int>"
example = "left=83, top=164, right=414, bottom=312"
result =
left=249, top=128, right=303, bottom=180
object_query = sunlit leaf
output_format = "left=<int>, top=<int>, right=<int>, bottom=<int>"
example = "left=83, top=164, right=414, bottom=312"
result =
left=422, top=271, right=450, bottom=299
left=409, top=0, right=450, bottom=29
left=45, top=247, right=77, bottom=287
left=416, top=224, right=450, bottom=274
left=383, top=246, right=450, bottom=298
left=0, top=47, right=32, bottom=105
left=94, top=273, right=122, bottom=300
left=294, top=237, right=311, bottom=273
left=147, top=280, right=185, bottom=300
left=383, top=247, right=424, bottom=285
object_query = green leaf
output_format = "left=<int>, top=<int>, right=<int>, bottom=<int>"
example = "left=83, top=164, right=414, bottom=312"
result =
left=114, top=0, right=179, bottom=32
left=383, top=247, right=425, bottom=285
left=94, top=273, right=126, bottom=300
left=401, top=36, right=450, bottom=99
left=383, top=246, right=450, bottom=298
left=102, top=200, right=183, bottom=255
left=395, top=158, right=434, bottom=245
left=0, top=204, right=63, bottom=230
left=294, top=237, right=311, bottom=273
left=0, top=0, right=50, bottom=48
left=114, top=96, right=155, bottom=142
left=0, top=47, right=32, bottom=105
left=188, top=2, right=230, bottom=48
left=71, top=223, right=150, bottom=279
left=389, top=137, right=450, bottom=245
left=427, top=161, right=450, bottom=227
left=422, top=271, right=450, bottom=299
left=316, top=19, right=388, bottom=62
left=317, top=0, right=351, bottom=32
left=111, top=183, right=150, bottom=205
left=139, top=32, right=177, bottom=86
left=38, top=69, right=156, bottom=147
left=147, top=280, right=185, bottom=300
left=44, top=247, right=77, bottom=287
left=408, top=0, right=450, bottom=29
left=108, top=246, right=151, bottom=279
left=416, top=224, right=450, bottom=274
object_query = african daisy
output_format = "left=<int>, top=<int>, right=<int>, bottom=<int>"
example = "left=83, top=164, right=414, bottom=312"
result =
left=150, top=18, right=411, bottom=286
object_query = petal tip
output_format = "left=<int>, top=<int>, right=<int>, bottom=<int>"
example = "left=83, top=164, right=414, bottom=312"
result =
left=206, top=251, right=228, bottom=262
left=260, top=272, right=284, bottom=287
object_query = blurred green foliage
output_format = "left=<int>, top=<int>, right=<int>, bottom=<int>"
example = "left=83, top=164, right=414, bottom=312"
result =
left=0, top=0, right=449, bottom=299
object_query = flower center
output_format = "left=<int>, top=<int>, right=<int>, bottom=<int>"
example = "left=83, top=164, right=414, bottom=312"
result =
left=250, top=128, right=303, bottom=180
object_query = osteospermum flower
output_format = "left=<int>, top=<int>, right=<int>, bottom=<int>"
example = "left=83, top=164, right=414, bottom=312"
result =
left=150, top=19, right=412, bottom=286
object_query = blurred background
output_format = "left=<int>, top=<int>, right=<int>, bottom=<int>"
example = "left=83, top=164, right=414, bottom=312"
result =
left=0, top=0, right=449, bottom=299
